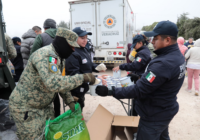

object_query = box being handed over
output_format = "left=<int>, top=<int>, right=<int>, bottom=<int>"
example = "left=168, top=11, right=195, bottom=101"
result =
left=87, top=105, right=139, bottom=140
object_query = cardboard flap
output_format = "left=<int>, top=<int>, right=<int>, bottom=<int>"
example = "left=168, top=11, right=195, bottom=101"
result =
left=112, top=116, right=139, bottom=127
left=87, top=104, right=114, bottom=140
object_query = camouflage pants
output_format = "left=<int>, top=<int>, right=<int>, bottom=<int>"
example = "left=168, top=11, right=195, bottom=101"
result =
left=9, top=103, right=54, bottom=140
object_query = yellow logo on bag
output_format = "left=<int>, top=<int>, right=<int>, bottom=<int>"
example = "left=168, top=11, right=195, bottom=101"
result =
left=54, top=132, right=63, bottom=139
left=62, top=122, right=85, bottom=140
left=53, top=122, right=85, bottom=140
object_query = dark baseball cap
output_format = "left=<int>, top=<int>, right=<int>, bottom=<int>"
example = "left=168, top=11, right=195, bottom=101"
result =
left=73, top=27, right=92, bottom=37
left=144, top=21, right=178, bottom=37
left=131, top=35, right=144, bottom=48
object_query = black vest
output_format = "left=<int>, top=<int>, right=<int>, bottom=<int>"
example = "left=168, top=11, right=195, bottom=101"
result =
left=41, top=33, right=54, bottom=47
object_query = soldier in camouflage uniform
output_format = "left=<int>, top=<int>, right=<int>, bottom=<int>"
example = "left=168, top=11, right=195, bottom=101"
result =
left=5, top=33, right=17, bottom=59
left=9, top=28, right=95, bottom=140
left=148, top=42, right=157, bottom=59
left=5, top=33, right=17, bottom=74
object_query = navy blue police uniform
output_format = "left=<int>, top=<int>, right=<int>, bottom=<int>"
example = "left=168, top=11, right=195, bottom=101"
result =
left=65, top=47, right=98, bottom=110
left=119, top=35, right=151, bottom=116
left=65, top=27, right=98, bottom=110
left=120, top=45, right=151, bottom=76
left=113, top=43, right=185, bottom=140
left=96, top=21, right=185, bottom=140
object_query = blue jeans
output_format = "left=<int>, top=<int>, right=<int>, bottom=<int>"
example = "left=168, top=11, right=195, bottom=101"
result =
left=137, top=119, right=171, bottom=140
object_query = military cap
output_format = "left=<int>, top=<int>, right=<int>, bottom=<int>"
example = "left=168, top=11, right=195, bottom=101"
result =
left=56, top=27, right=80, bottom=48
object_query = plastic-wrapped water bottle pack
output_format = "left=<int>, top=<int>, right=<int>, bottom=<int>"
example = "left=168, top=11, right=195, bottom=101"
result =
left=89, top=70, right=134, bottom=96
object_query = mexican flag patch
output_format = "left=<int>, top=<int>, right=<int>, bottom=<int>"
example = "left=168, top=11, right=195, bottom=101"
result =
left=146, top=71, right=156, bottom=83
left=136, top=57, right=142, bottom=62
left=49, top=57, right=57, bottom=64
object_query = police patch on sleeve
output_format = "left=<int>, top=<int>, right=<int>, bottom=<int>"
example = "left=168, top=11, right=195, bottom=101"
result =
left=49, top=63, right=59, bottom=74
left=136, top=57, right=142, bottom=62
left=146, top=71, right=156, bottom=83
left=82, top=58, right=87, bottom=64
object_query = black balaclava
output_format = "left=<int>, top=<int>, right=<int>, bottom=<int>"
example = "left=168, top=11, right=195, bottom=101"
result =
left=53, top=36, right=74, bottom=59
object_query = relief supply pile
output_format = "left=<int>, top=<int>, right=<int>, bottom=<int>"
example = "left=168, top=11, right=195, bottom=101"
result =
left=87, top=104, right=139, bottom=140
left=89, top=70, right=134, bottom=96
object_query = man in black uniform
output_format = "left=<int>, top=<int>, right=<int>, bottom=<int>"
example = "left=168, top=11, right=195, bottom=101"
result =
left=96, top=21, right=186, bottom=140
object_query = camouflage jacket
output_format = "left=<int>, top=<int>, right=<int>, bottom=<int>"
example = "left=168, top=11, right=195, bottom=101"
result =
left=5, top=33, right=17, bottom=59
left=9, top=44, right=84, bottom=110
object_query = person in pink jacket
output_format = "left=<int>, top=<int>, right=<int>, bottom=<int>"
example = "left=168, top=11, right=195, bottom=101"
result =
left=185, top=38, right=200, bottom=96
left=177, top=37, right=188, bottom=56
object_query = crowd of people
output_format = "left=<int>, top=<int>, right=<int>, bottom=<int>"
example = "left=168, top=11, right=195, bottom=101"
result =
left=4, top=19, right=200, bottom=140
left=176, top=36, right=200, bottom=96
left=4, top=18, right=107, bottom=139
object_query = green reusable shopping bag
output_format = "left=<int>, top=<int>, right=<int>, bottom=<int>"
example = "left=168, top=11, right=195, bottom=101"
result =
left=45, top=103, right=90, bottom=140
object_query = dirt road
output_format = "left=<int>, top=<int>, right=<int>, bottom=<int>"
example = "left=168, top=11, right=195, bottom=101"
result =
left=61, top=68, right=200, bottom=140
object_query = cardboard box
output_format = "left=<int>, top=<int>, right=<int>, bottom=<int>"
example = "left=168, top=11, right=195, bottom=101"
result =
left=87, top=104, right=140, bottom=140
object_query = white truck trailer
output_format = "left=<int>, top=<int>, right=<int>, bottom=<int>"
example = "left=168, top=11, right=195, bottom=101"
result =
left=69, top=0, right=134, bottom=64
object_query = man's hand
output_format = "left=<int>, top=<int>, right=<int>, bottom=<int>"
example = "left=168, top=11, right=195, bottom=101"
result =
left=68, top=102, right=75, bottom=112
left=97, top=75, right=108, bottom=86
left=113, top=66, right=120, bottom=72
left=96, top=85, right=113, bottom=97
left=83, top=73, right=96, bottom=85
left=127, top=73, right=140, bottom=83
left=73, top=96, right=79, bottom=102
left=101, top=74, right=108, bottom=79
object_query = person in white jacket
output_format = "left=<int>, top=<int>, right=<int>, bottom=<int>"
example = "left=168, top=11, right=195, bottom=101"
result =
left=185, top=38, right=200, bottom=96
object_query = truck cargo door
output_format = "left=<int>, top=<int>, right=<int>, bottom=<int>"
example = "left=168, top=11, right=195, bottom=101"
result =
left=70, top=2, right=96, bottom=46
left=96, top=0, right=124, bottom=49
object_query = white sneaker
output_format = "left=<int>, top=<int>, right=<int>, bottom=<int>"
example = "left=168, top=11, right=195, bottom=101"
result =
left=195, top=90, right=199, bottom=96
left=185, top=88, right=192, bottom=93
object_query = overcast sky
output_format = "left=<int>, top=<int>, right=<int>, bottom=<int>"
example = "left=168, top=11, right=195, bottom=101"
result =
left=2, top=0, right=200, bottom=38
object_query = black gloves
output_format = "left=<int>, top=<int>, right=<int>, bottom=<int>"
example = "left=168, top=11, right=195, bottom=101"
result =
left=83, top=73, right=96, bottom=85
left=95, top=85, right=113, bottom=97
left=127, top=73, right=140, bottom=83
